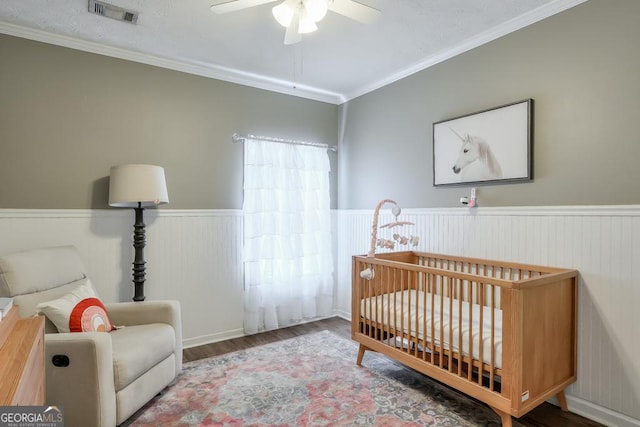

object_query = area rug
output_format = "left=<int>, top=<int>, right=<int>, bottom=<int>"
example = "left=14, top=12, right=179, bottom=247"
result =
left=124, top=331, right=500, bottom=426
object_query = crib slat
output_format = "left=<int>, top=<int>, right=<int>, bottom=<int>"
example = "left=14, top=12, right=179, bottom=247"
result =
left=478, top=282, right=485, bottom=387
left=367, top=263, right=373, bottom=339
left=412, top=270, right=418, bottom=357
left=450, top=278, right=460, bottom=372
left=372, top=266, right=378, bottom=340
left=405, top=269, right=411, bottom=355
left=391, top=268, right=396, bottom=345
left=439, top=277, right=445, bottom=369
left=430, top=275, right=436, bottom=365
left=490, top=284, right=496, bottom=391
left=457, top=278, right=463, bottom=377
left=385, top=265, right=391, bottom=344
left=415, top=269, right=419, bottom=347
left=421, top=272, right=426, bottom=361
left=467, top=280, right=473, bottom=382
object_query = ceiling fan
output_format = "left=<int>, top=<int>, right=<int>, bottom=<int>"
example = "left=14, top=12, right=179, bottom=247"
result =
left=210, top=0, right=381, bottom=45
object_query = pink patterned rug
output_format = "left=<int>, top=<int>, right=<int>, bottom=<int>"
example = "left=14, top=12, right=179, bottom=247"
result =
left=124, top=331, right=499, bottom=426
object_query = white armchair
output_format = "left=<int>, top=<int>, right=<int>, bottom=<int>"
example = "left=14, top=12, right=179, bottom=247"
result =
left=0, top=246, right=182, bottom=427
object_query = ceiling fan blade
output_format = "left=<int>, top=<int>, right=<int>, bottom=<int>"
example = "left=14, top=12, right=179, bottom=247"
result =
left=210, top=0, right=277, bottom=14
left=283, top=17, right=302, bottom=45
left=327, top=0, right=381, bottom=24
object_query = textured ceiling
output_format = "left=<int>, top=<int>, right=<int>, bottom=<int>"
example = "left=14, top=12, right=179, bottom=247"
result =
left=0, top=0, right=586, bottom=103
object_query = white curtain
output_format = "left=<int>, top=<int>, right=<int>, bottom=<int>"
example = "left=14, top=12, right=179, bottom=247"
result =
left=242, top=138, right=334, bottom=334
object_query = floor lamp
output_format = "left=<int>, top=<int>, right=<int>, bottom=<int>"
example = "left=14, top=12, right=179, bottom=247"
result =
left=108, top=164, right=169, bottom=301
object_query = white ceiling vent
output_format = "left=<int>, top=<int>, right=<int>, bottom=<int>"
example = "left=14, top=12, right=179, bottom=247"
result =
left=88, top=0, right=138, bottom=24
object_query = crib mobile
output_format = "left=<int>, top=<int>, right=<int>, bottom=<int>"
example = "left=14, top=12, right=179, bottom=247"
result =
left=360, top=198, right=419, bottom=280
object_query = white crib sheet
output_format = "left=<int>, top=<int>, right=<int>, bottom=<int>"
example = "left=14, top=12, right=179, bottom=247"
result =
left=361, top=290, right=503, bottom=368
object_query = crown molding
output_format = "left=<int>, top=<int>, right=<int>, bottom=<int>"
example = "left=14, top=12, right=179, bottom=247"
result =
left=0, top=21, right=345, bottom=105
left=341, top=0, right=589, bottom=102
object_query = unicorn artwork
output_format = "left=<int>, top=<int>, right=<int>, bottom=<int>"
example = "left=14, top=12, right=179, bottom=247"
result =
left=450, top=128, right=503, bottom=182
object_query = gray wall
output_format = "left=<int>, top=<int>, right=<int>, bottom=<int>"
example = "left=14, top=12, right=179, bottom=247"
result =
left=3, top=1, right=640, bottom=211
left=0, top=35, right=338, bottom=209
left=338, top=0, right=640, bottom=209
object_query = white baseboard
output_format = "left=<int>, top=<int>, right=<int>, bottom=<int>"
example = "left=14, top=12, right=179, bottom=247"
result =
left=561, top=394, right=640, bottom=427
left=182, top=328, right=244, bottom=349
left=182, top=314, right=347, bottom=349
left=332, top=309, right=351, bottom=321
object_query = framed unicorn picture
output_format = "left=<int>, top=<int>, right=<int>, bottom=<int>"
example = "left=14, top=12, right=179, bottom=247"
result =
left=433, top=99, right=533, bottom=186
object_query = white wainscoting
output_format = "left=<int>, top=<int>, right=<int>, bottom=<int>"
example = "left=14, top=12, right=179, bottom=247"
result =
left=0, top=209, right=245, bottom=349
left=1, top=206, right=639, bottom=426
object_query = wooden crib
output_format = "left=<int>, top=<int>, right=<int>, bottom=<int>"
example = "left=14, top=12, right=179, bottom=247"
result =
left=352, top=251, right=577, bottom=426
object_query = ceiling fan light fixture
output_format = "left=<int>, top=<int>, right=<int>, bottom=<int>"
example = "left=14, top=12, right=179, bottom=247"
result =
left=297, top=17, right=317, bottom=34
left=284, top=16, right=302, bottom=44
left=210, top=0, right=382, bottom=46
left=272, top=1, right=295, bottom=27
left=297, top=8, right=318, bottom=33
left=305, top=0, right=328, bottom=22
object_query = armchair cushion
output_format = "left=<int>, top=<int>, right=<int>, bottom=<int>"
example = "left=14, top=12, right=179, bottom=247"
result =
left=106, top=300, right=183, bottom=375
left=111, top=324, right=175, bottom=391
left=11, top=280, right=86, bottom=333
left=36, top=280, right=114, bottom=333
left=0, top=246, right=86, bottom=296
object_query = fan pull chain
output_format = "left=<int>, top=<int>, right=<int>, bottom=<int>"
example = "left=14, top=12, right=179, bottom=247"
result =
left=292, top=43, right=304, bottom=89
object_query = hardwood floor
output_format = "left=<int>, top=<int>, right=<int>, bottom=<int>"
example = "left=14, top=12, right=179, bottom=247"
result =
left=184, top=317, right=603, bottom=427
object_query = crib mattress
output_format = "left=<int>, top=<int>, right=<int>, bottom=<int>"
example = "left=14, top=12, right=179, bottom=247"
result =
left=361, top=290, right=503, bottom=368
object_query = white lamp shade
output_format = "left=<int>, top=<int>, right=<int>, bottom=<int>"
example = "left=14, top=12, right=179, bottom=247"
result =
left=109, top=164, right=169, bottom=207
